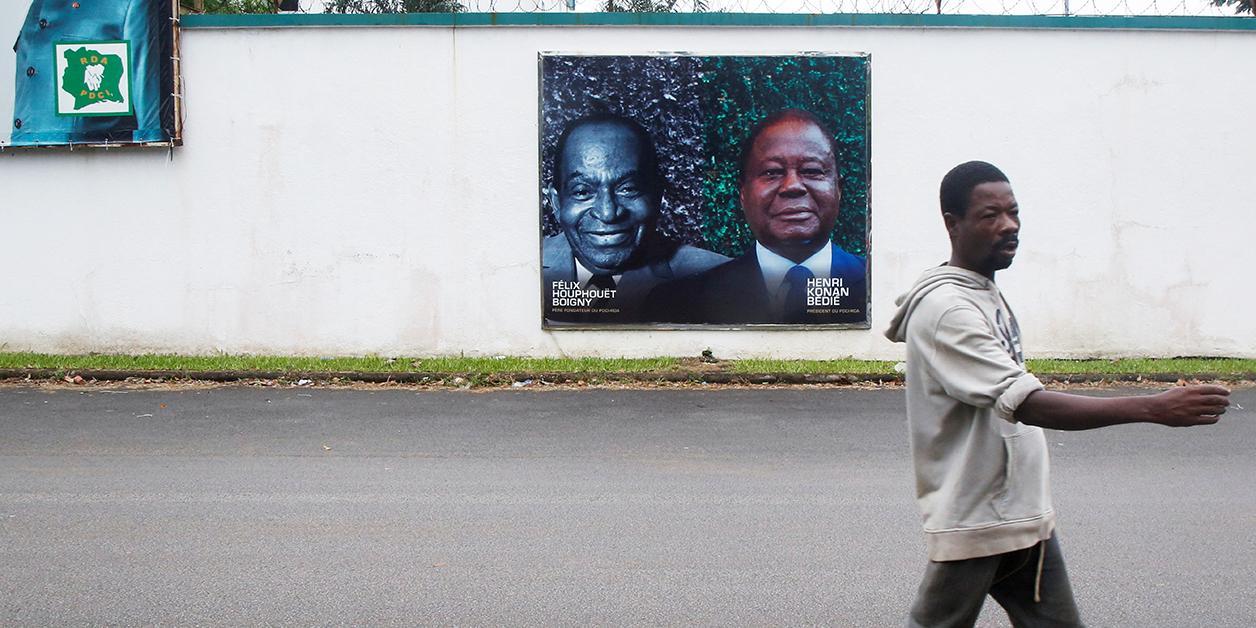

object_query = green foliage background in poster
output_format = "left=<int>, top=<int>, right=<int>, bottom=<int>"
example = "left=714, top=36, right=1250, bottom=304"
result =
left=698, top=55, right=869, bottom=258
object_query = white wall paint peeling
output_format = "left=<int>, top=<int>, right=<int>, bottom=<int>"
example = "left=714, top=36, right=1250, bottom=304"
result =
left=1, top=22, right=1252, bottom=359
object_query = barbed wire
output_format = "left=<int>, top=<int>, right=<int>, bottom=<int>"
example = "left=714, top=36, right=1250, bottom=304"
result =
left=297, top=0, right=1246, bottom=16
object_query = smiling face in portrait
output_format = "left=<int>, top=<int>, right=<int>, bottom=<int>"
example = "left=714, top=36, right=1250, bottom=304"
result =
left=549, top=121, right=659, bottom=275
left=739, top=116, right=841, bottom=263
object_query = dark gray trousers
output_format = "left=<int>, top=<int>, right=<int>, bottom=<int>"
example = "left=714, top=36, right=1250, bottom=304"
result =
left=907, top=533, right=1084, bottom=628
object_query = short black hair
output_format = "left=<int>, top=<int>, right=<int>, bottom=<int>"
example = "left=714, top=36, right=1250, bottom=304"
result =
left=737, top=108, right=841, bottom=183
left=939, top=161, right=1009, bottom=217
left=551, top=113, right=661, bottom=194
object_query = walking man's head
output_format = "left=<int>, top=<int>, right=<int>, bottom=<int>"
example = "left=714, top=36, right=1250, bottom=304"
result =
left=939, top=161, right=1020, bottom=279
left=548, top=114, right=663, bottom=275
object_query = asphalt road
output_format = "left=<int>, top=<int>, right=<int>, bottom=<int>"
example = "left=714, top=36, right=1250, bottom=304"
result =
left=0, top=385, right=1252, bottom=626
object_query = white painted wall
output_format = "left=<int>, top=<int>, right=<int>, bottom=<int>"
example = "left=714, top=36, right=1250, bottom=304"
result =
left=2, top=16, right=1253, bottom=359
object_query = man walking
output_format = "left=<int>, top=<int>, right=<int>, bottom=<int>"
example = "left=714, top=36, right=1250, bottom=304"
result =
left=884, top=161, right=1230, bottom=627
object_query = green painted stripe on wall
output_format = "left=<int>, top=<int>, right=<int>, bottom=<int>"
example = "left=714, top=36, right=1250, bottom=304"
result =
left=180, top=12, right=1256, bottom=31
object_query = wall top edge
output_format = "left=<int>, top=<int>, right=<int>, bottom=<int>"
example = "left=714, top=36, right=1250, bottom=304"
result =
left=179, top=12, right=1256, bottom=31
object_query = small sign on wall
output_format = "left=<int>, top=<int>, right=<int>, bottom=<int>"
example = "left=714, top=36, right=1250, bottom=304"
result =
left=54, top=41, right=133, bottom=118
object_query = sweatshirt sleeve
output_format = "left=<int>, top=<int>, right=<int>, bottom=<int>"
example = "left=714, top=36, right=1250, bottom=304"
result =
left=920, top=304, right=1043, bottom=422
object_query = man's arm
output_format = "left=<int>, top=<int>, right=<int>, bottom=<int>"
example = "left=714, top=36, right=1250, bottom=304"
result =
left=1014, top=385, right=1231, bottom=431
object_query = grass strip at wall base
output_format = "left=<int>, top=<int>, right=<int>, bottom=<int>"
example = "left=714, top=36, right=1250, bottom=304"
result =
left=0, top=353, right=1252, bottom=385
left=0, top=353, right=677, bottom=374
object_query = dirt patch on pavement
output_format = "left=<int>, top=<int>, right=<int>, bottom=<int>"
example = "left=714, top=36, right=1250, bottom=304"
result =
left=2, top=373, right=1250, bottom=393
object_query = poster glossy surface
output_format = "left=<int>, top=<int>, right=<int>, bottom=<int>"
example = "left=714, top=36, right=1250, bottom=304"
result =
left=540, top=53, right=870, bottom=329
left=9, top=0, right=176, bottom=146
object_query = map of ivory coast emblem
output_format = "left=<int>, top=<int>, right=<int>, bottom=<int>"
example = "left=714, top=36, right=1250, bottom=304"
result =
left=54, top=41, right=133, bottom=117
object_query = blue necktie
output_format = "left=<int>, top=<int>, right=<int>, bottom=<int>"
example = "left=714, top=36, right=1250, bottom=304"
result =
left=586, top=274, right=617, bottom=309
left=783, top=265, right=813, bottom=323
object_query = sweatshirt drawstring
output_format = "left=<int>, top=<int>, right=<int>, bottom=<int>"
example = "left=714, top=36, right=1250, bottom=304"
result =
left=1033, top=539, right=1047, bottom=603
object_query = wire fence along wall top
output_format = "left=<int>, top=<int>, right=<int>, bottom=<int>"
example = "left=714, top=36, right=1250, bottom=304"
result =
left=261, top=0, right=1253, bottom=17
left=179, top=12, right=1256, bottom=28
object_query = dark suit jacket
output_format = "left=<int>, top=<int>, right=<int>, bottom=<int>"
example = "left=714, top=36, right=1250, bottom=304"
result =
left=542, top=234, right=728, bottom=324
left=643, top=244, right=867, bottom=325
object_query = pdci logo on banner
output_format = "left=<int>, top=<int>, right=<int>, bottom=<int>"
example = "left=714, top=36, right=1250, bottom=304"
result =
left=54, top=41, right=133, bottom=117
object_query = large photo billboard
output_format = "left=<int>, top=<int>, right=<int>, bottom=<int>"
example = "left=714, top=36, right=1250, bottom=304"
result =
left=540, top=53, right=870, bottom=329
left=7, top=0, right=178, bottom=147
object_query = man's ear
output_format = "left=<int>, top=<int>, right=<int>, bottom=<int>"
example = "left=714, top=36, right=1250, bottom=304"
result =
left=942, top=212, right=960, bottom=238
left=547, top=186, right=560, bottom=216
left=651, top=190, right=664, bottom=219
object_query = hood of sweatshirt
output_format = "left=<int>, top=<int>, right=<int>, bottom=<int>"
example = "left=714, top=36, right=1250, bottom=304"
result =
left=884, top=265, right=992, bottom=343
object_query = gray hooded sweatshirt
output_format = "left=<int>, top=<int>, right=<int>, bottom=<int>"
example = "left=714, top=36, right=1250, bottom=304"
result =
left=885, top=265, right=1054, bottom=561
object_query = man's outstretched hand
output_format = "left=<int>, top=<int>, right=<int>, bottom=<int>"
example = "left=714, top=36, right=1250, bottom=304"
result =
left=1144, top=384, right=1231, bottom=427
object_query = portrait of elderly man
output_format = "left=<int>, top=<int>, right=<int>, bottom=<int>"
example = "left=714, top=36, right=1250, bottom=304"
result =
left=543, top=112, right=728, bottom=323
left=645, top=108, right=867, bottom=324
left=11, top=0, right=171, bottom=145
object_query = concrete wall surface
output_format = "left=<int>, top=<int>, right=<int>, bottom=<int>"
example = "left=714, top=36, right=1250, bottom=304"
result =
left=2, top=15, right=1253, bottom=359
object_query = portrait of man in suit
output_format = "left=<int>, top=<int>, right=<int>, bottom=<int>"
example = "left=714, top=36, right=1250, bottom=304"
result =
left=542, top=113, right=728, bottom=324
left=10, top=0, right=172, bottom=146
left=645, top=108, right=867, bottom=325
